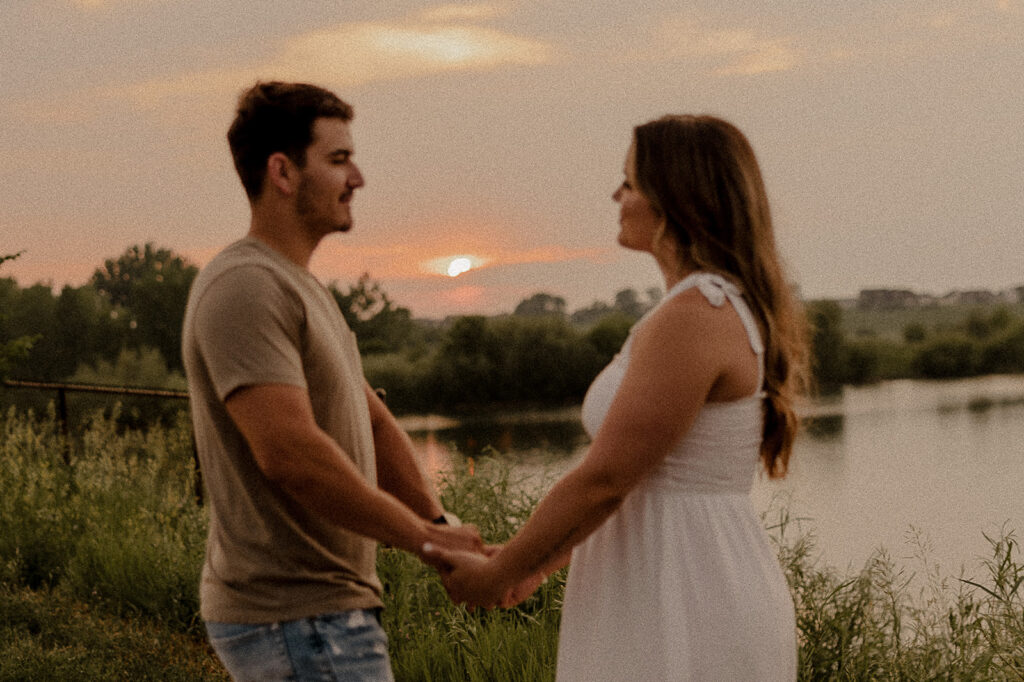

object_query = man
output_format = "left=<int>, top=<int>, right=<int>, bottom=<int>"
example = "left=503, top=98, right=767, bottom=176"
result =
left=182, top=81, right=481, bottom=681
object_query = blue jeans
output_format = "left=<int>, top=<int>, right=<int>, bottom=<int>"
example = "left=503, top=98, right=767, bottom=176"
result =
left=205, top=609, right=394, bottom=682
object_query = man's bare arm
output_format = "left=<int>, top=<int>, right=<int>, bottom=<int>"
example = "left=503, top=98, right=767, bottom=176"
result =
left=225, top=383, right=478, bottom=559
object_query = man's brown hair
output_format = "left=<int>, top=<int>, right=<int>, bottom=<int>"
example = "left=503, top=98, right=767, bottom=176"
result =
left=227, top=81, right=354, bottom=199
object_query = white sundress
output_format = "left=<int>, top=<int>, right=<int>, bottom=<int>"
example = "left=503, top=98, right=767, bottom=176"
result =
left=555, top=271, right=797, bottom=681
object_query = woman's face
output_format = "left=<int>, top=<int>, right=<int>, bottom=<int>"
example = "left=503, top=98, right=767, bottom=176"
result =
left=612, top=141, right=663, bottom=253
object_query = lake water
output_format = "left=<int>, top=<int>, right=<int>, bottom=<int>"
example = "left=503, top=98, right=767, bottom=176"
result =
left=401, top=374, right=1024, bottom=580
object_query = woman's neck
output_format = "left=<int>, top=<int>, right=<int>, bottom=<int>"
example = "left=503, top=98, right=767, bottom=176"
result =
left=656, top=253, right=697, bottom=292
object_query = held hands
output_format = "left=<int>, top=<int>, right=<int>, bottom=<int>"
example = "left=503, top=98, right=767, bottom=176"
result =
left=423, top=544, right=547, bottom=609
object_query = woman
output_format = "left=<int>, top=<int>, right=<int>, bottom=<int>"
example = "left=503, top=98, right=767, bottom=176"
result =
left=427, top=115, right=809, bottom=680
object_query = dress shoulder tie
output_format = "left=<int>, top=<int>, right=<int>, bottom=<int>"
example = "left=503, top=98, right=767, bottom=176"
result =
left=668, top=272, right=766, bottom=396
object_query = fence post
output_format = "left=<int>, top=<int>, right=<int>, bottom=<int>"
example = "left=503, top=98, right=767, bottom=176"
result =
left=56, top=386, right=71, bottom=466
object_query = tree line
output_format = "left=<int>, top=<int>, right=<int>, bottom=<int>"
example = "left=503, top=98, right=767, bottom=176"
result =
left=4, top=245, right=1024, bottom=420
left=808, top=299, right=1024, bottom=392
left=0, top=245, right=650, bottom=419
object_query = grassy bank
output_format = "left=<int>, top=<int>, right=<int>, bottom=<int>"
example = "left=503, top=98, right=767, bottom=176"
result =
left=1, top=408, right=1022, bottom=680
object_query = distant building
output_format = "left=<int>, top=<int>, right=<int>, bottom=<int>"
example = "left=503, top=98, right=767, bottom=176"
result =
left=850, top=286, right=1020, bottom=310
left=857, top=289, right=922, bottom=310
left=940, top=290, right=1001, bottom=306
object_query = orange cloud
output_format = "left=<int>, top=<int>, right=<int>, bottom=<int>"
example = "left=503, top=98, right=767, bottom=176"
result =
left=412, top=3, right=510, bottom=22
left=309, top=235, right=609, bottom=286
left=647, top=16, right=802, bottom=75
left=69, top=0, right=139, bottom=8
left=6, top=9, right=554, bottom=125
left=103, top=17, right=552, bottom=114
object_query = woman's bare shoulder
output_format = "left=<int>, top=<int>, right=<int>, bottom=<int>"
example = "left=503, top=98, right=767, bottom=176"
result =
left=634, top=287, right=737, bottom=346
left=630, top=287, right=757, bottom=394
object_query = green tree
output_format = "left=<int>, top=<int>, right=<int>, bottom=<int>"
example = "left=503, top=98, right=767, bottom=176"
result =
left=69, top=346, right=188, bottom=428
left=91, top=243, right=198, bottom=372
left=330, top=274, right=423, bottom=355
left=570, top=300, right=613, bottom=327
left=0, top=253, right=39, bottom=379
left=807, top=300, right=847, bottom=391
left=978, top=324, right=1024, bottom=374
left=513, top=292, right=567, bottom=318
left=490, top=316, right=597, bottom=403
left=3, top=283, right=59, bottom=380
left=613, top=288, right=646, bottom=319
left=584, top=312, right=634, bottom=364
left=903, top=322, right=927, bottom=344
left=841, top=341, right=881, bottom=384
left=428, top=316, right=502, bottom=408
left=54, top=284, right=123, bottom=373
left=965, top=311, right=993, bottom=340
left=988, top=306, right=1014, bottom=333
left=912, top=336, right=979, bottom=378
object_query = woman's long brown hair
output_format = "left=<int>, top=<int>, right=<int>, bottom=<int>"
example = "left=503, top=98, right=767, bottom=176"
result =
left=633, top=115, right=810, bottom=478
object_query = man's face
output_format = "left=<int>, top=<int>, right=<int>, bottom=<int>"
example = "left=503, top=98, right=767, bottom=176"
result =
left=295, top=117, right=365, bottom=235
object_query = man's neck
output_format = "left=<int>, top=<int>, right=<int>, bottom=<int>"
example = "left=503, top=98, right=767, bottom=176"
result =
left=248, top=206, right=320, bottom=269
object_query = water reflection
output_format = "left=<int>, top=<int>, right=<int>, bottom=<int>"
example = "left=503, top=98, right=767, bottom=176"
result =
left=802, top=414, right=844, bottom=440
left=406, top=411, right=590, bottom=480
left=401, top=374, right=1024, bottom=578
left=410, top=418, right=588, bottom=459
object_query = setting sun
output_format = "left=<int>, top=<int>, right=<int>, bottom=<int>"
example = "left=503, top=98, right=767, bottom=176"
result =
left=447, top=257, right=473, bottom=277
left=423, top=254, right=486, bottom=278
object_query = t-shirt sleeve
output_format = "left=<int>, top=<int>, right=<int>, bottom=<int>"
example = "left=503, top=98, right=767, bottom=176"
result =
left=192, top=265, right=307, bottom=401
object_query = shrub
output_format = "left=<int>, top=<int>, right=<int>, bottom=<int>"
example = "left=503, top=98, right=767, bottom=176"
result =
left=912, top=336, right=980, bottom=379
left=978, top=324, right=1024, bottom=375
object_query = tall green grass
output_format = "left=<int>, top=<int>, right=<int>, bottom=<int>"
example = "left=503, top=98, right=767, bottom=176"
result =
left=0, top=404, right=204, bottom=631
left=379, top=458, right=565, bottom=681
left=1, top=408, right=1022, bottom=679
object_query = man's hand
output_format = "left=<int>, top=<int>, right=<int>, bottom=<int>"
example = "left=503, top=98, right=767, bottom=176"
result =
left=417, top=523, right=485, bottom=571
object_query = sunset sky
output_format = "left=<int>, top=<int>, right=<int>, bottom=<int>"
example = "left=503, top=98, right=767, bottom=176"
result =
left=3, top=1, right=1022, bottom=318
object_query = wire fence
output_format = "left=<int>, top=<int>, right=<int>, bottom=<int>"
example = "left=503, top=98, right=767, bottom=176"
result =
left=2, top=378, right=202, bottom=504
left=2, top=379, right=391, bottom=507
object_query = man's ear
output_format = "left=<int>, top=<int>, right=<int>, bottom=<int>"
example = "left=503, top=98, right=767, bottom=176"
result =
left=266, top=152, right=297, bottom=195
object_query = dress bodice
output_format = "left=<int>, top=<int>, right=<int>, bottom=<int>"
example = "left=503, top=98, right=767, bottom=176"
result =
left=580, top=271, right=766, bottom=494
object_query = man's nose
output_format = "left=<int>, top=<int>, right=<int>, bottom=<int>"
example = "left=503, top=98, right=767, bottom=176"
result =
left=350, top=164, right=365, bottom=188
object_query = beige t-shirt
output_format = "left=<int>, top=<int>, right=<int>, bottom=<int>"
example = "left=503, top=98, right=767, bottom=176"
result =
left=182, top=236, right=382, bottom=623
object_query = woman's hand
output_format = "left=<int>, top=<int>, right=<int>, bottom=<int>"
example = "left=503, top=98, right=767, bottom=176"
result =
left=498, top=570, right=547, bottom=607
